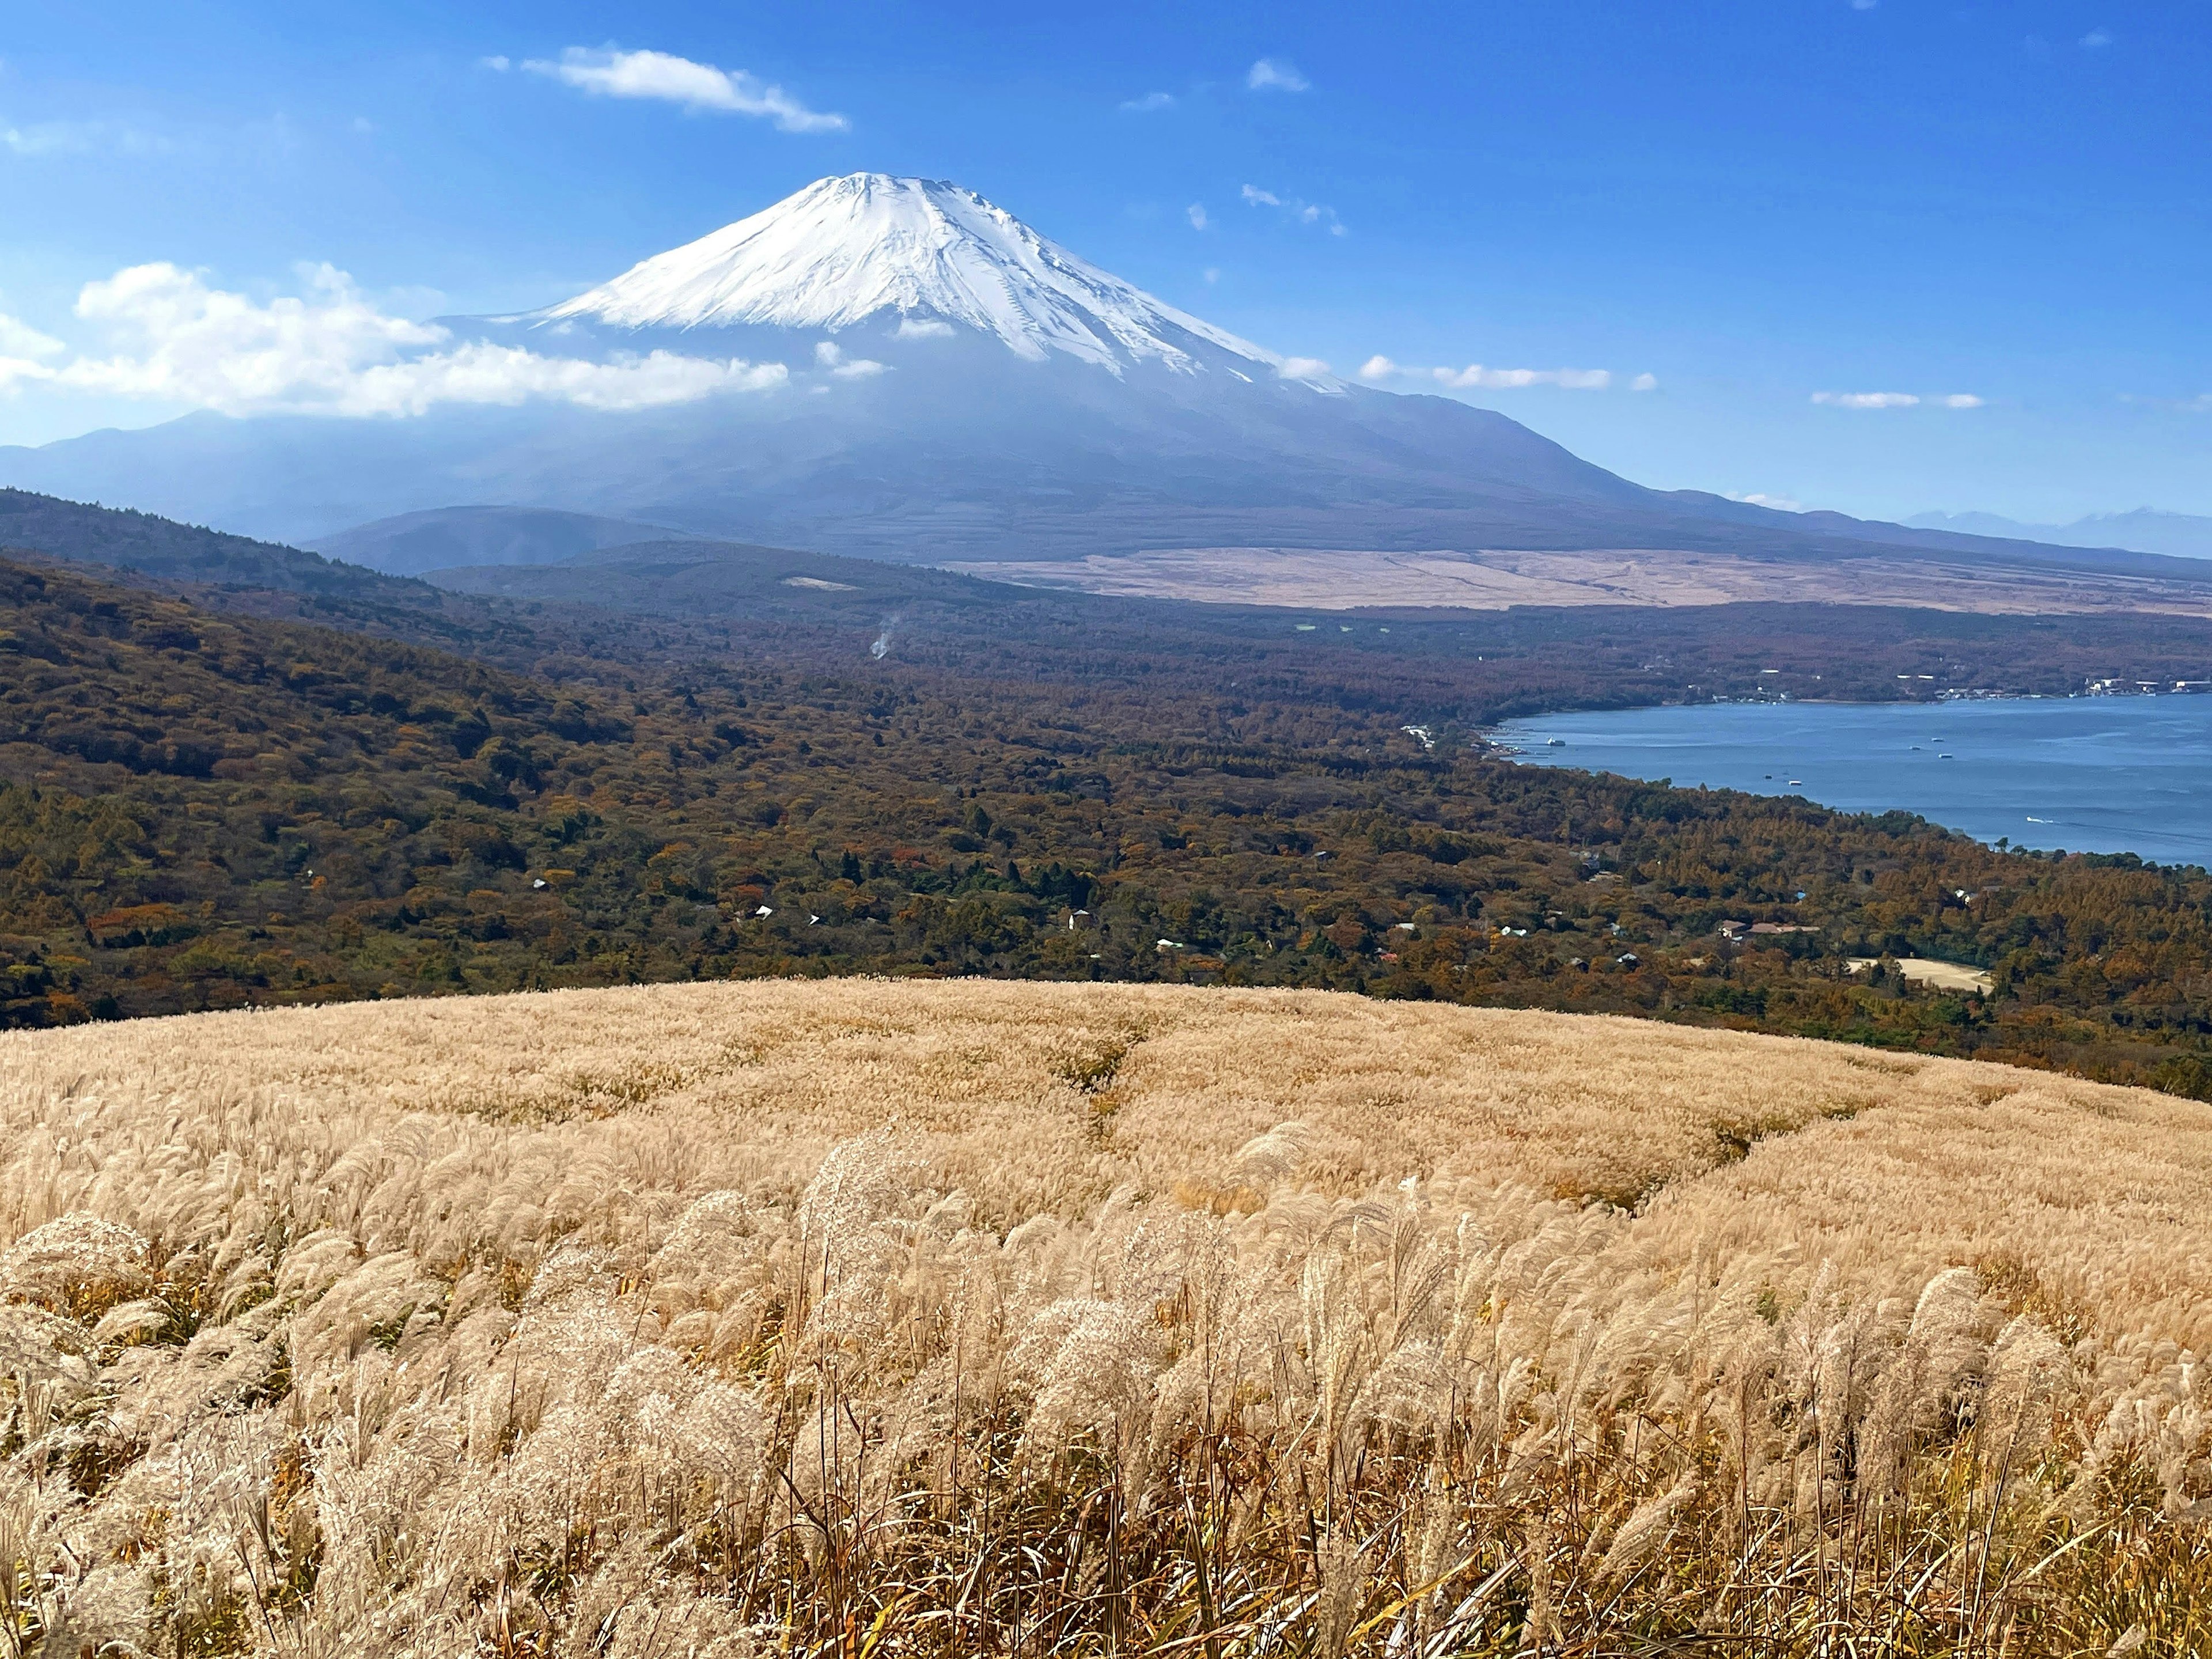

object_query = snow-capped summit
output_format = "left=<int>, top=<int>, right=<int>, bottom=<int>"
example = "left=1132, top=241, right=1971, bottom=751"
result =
left=542, top=172, right=1278, bottom=376
left=3, top=171, right=1673, bottom=558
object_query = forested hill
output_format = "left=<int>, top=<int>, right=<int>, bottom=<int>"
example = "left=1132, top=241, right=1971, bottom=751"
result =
left=5, top=548, right=2212, bottom=1103
left=0, top=487, right=399, bottom=596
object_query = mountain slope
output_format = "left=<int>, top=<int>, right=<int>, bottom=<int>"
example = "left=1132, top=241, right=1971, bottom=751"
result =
left=305, top=505, right=704, bottom=575
left=542, top=172, right=1278, bottom=374
left=0, top=486, right=400, bottom=596
left=0, top=173, right=2179, bottom=581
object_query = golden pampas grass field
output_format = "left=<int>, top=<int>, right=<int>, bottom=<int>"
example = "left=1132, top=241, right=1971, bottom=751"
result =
left=1, top=979, right=2209, bottom=1656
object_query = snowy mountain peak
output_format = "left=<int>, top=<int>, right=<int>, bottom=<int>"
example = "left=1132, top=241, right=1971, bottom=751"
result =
left=543, top=173, right=1278, bottom=374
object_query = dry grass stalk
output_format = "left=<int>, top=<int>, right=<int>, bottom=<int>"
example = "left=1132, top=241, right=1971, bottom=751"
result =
left=0, top=979, right=2206, bottom=1654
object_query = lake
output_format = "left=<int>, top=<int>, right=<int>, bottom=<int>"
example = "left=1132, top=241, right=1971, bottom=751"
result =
left=1493, top=696, right=2212, bottom=870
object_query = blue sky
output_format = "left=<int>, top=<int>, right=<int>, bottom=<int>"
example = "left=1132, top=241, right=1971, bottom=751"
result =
left=2, top=0, right=2206, bottom=522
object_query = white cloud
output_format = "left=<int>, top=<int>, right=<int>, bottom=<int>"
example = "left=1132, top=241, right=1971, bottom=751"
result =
left=892, top=317, right=953, bottom=339
left=1436, top=363, right=1609, bottom=390
left=2118, top=391, right=2212, bottom=413
left=1810, top=390, right=1982, bottom=410
left=1812, top=390, right=1919, bottom=408
left=0, top=310, right=63, bottom=361
left=1851, top=0, right=1877, bottom=10
left=815, top=339, right=887, bottom=378
left=1242, top=184, right=1344, bottom=235
left=1360, top=355, right=1614, bottom=391
left=1630, top=372, right=1659, bottom=392
left=1187, top=202, right=1209, bottom=230
left=1248, top=58, right=1309, bottom=92
left=1730, top=491, right=1805, bottom=511
left=2080, top=28, right=2112, bottom=46
left=339, top=344, right=786, bottom=412
left=480, top=55, right=512, bottom=71
left=1, top=118, right=168, bottom=158
left=24, top=260, right=786, bottom=416
left=521, top=47, right=846, bottom=133
left=0, top=305, right=64, bottom=393
left=1278, top=356, right=1332, bottom=381
left=0, top=360, right=55, bottom=393
left=2, top=123, right=75, bottom=156
left=1120, top=91, right=1175, bottom=112
left=1202, top=267, right=1220, bottom=284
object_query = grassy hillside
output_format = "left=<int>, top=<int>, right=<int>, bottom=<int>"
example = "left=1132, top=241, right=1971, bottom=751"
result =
left=7, top=551, right=2212, bottom=1100
left=0, top=981, right=2206, bottom=1653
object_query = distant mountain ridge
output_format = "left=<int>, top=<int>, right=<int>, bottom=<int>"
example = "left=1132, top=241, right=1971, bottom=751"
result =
left=0, top=172, right=2190, bottom=584
left=1907, top=508, right=2212, bottom=562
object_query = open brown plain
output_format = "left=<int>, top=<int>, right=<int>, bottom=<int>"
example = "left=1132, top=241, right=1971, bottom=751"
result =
left=948, top=544, right=2212, bottom=616
left=1, top=980, right=2208, bottom=1654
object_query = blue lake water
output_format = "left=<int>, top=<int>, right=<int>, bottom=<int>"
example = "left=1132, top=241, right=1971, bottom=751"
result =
left=1493, top=698, right=2212, bottom=870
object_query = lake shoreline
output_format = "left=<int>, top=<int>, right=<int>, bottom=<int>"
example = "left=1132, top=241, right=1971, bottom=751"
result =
left=1492, top=694, right=2212, bottom=873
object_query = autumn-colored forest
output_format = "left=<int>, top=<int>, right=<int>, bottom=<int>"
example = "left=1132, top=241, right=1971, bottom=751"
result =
left=5, top=494, right=2212, bottom=1101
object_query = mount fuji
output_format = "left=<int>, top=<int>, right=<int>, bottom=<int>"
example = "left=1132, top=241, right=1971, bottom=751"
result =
left=0, top=173, right=2179, bottom=579
left=540, top=172, right=1279, bottom=374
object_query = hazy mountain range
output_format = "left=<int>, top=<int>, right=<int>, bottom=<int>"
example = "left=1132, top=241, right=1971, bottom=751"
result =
left=1907, top=509, right=2212, bottom=562
left=0, top=172, right=2198, bottom=584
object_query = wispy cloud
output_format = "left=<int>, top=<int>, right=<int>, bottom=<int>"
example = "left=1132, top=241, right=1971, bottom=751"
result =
left=1241, top=184, right=1344, bottom=235
left=1446, top=364, right=1609, bottom=390
left=0, top=310, right=63, bottom=361
left=1186, top=202, right=1209, bottom=230
left=1, top=117, right=171, bottom=158
left=2080, top=27, right=2112, bottom=47
left=2, top=122, right=79, bottom=157
left=1812, top=390, right=1919, bottom=408
left=4, top=261, right=787, bottom=415
left=892, top=317, right=952, bottom=339
left=1729, top=491, right=1806, bottom=511
left=1278, top=356, right=1332, bottom=380
left=1630, top=372, right=1659, bottom=392
left=1812, top=390, right=1984, bottom=409
left=0, top=304, right=65, bottom=394
left=815, top=339, right=887, bottom=378
left=2123, top=390, right=2212, bottom=413
left=1361, top=355, right=1611, bottom=391
left=1119, top=91, right=1175, bottom=112
left=513, top=47, right=846, bottom=133
left=1247, top=58, right=1309, bottom=92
